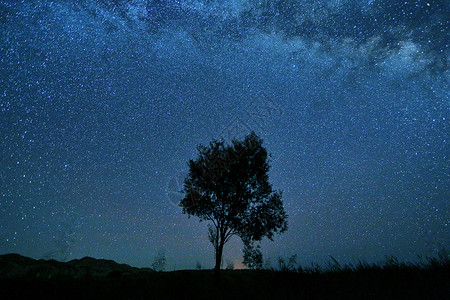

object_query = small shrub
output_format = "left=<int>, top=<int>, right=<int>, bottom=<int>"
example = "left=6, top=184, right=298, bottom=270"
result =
left=277, top=255, right=297, bottom=272
left=226, top=260, right=234, bottom=270
left=151, top=251, right=166, bottom=272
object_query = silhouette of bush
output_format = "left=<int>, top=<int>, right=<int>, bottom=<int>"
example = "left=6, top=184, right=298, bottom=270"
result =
left=276, top=255, right=298, bottom=272
left=151, top=251, right=166, bottom=272
left=195, top=261, right=202, bottom=270
left=226, top=260, right=234, bottom=270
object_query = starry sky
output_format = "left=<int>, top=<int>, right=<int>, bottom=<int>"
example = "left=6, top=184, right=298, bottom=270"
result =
left=0, top=0, right=448, bottom=270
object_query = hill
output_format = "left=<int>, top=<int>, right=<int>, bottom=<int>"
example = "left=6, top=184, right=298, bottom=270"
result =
left=0, top=253, right=151, bottom=280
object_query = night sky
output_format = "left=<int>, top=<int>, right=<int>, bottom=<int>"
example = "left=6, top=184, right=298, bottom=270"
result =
left=1, top=0, right=448, bottom=270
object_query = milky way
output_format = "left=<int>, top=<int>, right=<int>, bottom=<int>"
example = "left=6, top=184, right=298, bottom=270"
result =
left=0, top=0, right=448, bottom=269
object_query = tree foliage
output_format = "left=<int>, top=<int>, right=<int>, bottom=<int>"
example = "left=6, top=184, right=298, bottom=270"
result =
left=242, top=238, right=263, bottom=270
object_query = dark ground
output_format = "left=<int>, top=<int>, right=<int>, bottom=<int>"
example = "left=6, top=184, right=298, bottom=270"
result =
left=1, top=266, right=449, bottom=300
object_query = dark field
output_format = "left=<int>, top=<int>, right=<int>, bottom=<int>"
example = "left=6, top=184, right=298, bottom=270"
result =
left=2, top=264, right=449, bottom=300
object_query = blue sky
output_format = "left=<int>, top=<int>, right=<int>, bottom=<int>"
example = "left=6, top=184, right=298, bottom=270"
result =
left=0, top=0, right=448, bottom=269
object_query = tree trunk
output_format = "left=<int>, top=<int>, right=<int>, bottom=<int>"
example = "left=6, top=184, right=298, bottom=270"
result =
left=214, top=240, right=224, bottom=286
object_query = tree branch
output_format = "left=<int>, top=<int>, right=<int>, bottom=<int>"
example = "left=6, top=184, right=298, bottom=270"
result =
left=224, top=228, right=236, bottom=244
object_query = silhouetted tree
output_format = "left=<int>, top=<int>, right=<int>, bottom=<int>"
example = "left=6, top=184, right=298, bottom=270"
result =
left=195, top=261, right=202, bottom=270
left=226, top=260, right=235, bottom=270
left=242, top=238, right=263, bottom=269
left=151, top=250, right=166, bottom=272
left=180, top=132, right=287, bottom=284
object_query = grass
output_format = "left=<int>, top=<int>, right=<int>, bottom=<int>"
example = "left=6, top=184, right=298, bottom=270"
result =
left=1, top=254, right=449, bottom=300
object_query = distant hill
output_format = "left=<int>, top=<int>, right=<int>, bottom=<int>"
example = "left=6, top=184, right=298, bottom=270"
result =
left=0, top=253, right=154, bottom=279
